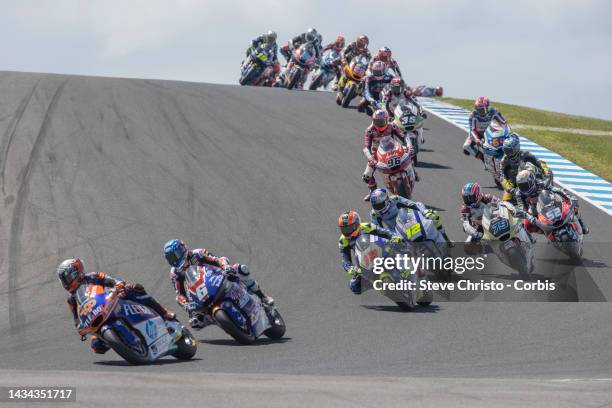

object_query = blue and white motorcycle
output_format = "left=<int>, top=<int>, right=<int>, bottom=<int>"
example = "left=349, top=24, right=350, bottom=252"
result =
left=76, top=284, right=197, bottom=365
left=481, top=122, right=513, bottom=189
left=354, top=233, right=433, bottom=311
left=183, top=265, right=286, bottom=345
left=308, top=49, right=342, bottom=90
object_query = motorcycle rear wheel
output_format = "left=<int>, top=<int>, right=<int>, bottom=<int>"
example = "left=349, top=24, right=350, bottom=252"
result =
left=263, top=309, right=286, bottom=339
left=213, top=309, right=255, bottom=345
left=395, top=177, right=412, bottom=200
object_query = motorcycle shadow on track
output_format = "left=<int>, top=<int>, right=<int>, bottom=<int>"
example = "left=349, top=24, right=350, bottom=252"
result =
left=361, top=304, right=440, bottom=313
left=94, top=358, right=203, bottom=367
left=415, top=161, right=452, bottom=170
left=199, top=337, right=292, bottom=347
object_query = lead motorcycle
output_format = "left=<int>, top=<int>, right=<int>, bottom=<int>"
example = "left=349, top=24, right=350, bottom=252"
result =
left=392, top=102, right=426, bottom=166
left=480, top=201, right=535, bottom=280
left=354, top=233, right=433, bottom=311
left=366, top=135, right=417, bottom=199
left=182, top=265, right=285, bottom=345
left=239, top=45, right=276, bottom=87
left=535, top=190, right=584, bottom=262
left=77, top=284, right=197, bottom=365
left=278, top=43, right=317, bottom=90
left=309, top=48, right=342, bottom=90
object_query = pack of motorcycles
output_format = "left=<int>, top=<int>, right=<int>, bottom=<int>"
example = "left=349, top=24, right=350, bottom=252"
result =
left=74, top=40, right=587, bottom=366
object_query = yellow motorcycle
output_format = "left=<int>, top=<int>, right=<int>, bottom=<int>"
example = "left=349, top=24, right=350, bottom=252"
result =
left=336, top=54, right=369, bottom=108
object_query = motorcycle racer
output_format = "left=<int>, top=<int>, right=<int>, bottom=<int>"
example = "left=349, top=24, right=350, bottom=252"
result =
left=515, top=170, right=589, bottom=234
left=338, top=210, right=398, bottom=294
left=408, top=85, right=443, bottom=97
left=342, top=35, right=371, bottom=64
left=368, top=47, right=402, bottom=79
left=460, top=182, right=501, bottom=242
left=500, top=136, right=551, bottom=201
left=362, top=109, right=413, bottom=200
left=163, top=239, right=273, bottom=330
left=280, top=28, right=322, bottom=63
left=463, top=97, right=507, bottom=161
left=247, top=30, right=279, bottom=63
left=369, top=188, right=452, bottom=244
left=57, top=258, right=176, bottom=354
left=358, top=61, right=393, bottom=115
left=320, top=35, right=346, bottom=87
left=381, top=77, right=422, bottom=118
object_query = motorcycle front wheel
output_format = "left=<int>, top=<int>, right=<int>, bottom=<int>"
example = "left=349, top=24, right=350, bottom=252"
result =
left=102, top=328, right=149, bottom=365
left=341, top=83, right=356, bottom=108
left=213, top=309, right=256, bottom=345
left=263, top=309, right=286, bottom=339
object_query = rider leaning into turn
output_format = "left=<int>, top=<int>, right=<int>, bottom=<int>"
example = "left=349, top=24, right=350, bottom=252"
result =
left=463, top=96, right=507, bottom=161
left=358, top=61, right=393, bottom=115
left=514, top=169, right=589, bottom=234
left=163, top=239, right=273, bottom=330
left=245, top=30, right=280, bottom=78
left=369, top=188, right=452, bottom=244
left=361, top=109, right=414, bottom=200
left=338, top=210, right=398, bottom=294
left=500, top=136, right=551, bottom=201
left=381, top=77, right=422, bottom=117
left=460, top=182, right=500, bottom=242
left=320, top=35, right=346, bottom=84
left=57, top=258, right=176, bottom=354
left=368, top=47, right=403, bottom=79
left=342, top=35, right=371, bottom=64
left=280, top=28, right=322, bottom=63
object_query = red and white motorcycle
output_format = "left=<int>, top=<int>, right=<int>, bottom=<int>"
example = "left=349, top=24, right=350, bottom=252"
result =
left=365, top=136, right=417, bottom=199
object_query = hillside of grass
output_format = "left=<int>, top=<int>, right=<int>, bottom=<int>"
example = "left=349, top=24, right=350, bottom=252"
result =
left=437, top=97, right=612, bottom=181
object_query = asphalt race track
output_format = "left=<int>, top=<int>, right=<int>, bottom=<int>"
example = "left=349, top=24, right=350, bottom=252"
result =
left=0, top=72, right=611, bottom=404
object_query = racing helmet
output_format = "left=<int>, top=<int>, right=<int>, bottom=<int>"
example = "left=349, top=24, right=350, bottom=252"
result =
left=461, top=182, right=483, bottom=208
left=164, top=239, right=187, bottom=269
left=306, top=28, right=318, bottom=42
left=371, top=60, right=385, bottom=78
left=57, top=258, right=85, bottom=292
left=265, top=30, right=277, bottom=43
left=370, top=188, right=390, bottom=214
left=356, top=35, right=369, bottom=49
left=339, top=210, right=362, bottom=238
left=516, top=169, right=537, bottom=196
left=435, top=86, right=443, bottom=97
left=474, top=96, right=490, bottom=116
left=502, top=135, right=520, bottom=159
left=335, top=35, right=345, bottom=50
left=378, top=46, right=392, bottom=62
left=372, top=109, right=389, bottom=132
left=390, top=77, right=403, bottom=96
